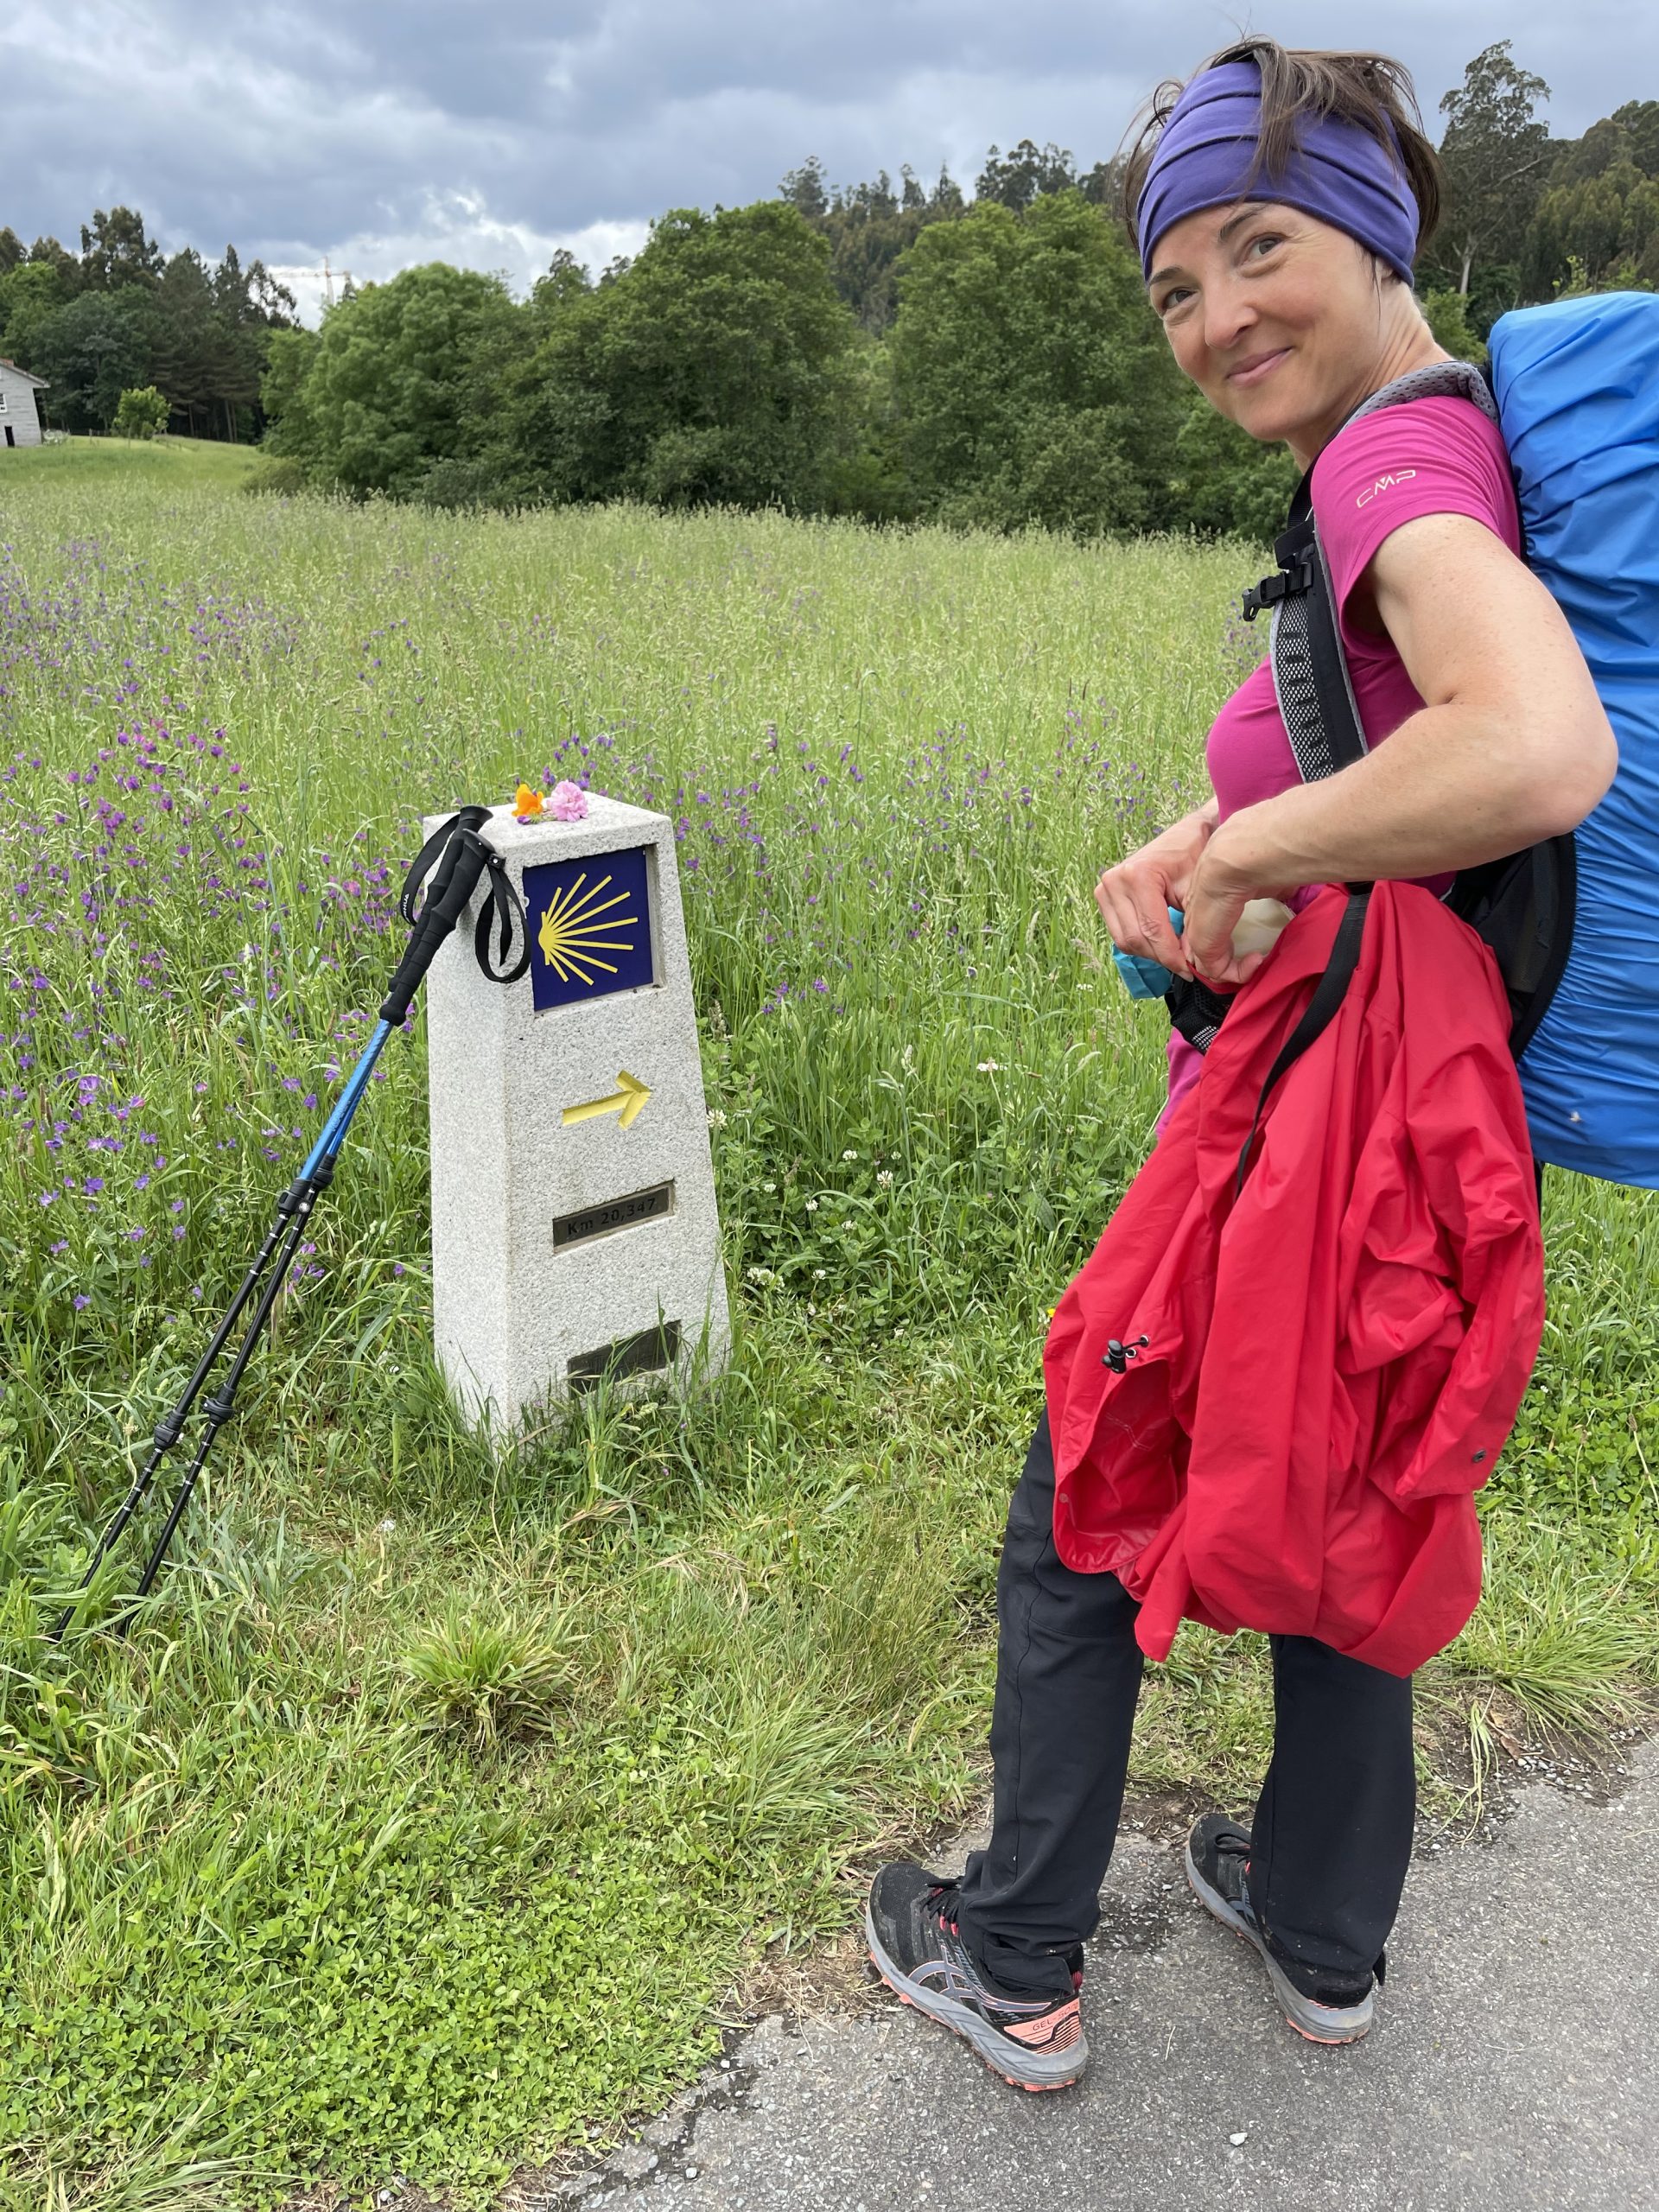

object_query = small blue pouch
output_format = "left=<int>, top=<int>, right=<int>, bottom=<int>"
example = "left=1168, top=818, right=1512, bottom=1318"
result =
left=1112, top=906, right=1185, bottom=999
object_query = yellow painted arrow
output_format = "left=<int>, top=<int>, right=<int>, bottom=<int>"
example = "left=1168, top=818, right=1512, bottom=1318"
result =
left=562, top=1071, right=652, bottom=1131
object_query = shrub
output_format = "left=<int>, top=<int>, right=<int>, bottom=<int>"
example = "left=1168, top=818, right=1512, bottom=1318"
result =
left=1421, top=288, right=1490, bottom=365
left=111, top=384, right=169, bottom=441
left=239, top=454, right=308, bottom=497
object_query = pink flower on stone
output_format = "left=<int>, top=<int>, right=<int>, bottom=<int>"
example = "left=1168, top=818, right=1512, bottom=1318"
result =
left=548, top=779, right=589, bottom=823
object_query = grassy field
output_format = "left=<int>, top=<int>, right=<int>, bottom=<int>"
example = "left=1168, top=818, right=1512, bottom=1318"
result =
left=3, top=433, right=264, bottom=490
left=2, top=438, right=1656, bottom=2209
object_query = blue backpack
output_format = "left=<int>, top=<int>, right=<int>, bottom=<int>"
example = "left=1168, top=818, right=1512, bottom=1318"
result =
left=1166, top=291, right=1659, bottom=1191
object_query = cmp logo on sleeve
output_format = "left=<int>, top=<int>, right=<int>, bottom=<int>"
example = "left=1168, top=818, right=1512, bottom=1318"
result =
left=523, top=845, right=656, bottom=1012
left=1356, top=468, right=1418, bottom=507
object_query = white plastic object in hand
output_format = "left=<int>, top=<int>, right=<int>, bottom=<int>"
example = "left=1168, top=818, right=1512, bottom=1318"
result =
left=1230, top=897, right=1296, bottom=960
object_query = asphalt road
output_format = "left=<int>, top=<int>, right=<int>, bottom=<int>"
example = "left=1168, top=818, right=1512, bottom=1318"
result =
left=547, top=1742, right=1657, bottom=2212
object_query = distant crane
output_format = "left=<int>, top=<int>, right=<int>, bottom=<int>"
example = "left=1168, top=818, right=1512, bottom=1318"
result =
left=264, top=257, right=357, bottom=316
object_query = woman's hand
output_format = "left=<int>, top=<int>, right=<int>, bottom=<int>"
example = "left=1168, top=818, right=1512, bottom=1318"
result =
left=1094, top=804, right=1217, bottom=983
left=1098, top=804, right=1300, bottom=992
left=1179, top=828, right=1279, bottom=991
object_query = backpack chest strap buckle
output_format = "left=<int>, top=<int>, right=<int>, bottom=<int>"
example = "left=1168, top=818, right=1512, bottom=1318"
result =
left=1242, top=543, right=1314, bottom=623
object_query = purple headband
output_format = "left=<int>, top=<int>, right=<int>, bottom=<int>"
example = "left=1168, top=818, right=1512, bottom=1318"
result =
left=1136, top=59, right=1419, bottom=285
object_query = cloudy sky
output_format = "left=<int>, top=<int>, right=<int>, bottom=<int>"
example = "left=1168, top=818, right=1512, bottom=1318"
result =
left=3, top=1, right=1656, bottom=320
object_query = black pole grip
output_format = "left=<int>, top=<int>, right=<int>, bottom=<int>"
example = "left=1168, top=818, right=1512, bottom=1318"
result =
left=378, top=826, right=492, bottom=1026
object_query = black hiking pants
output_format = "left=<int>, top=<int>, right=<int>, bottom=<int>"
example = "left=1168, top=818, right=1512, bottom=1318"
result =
left=953, top=1413, right=1416, bottom=1999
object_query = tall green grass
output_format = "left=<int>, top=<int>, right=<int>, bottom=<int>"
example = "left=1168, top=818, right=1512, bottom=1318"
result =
left=1, top=452, right=1654, bottom=2206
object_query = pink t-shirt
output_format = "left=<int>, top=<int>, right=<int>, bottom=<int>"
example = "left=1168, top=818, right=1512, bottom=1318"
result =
left=1159, top=396, right=1520, bottom=1135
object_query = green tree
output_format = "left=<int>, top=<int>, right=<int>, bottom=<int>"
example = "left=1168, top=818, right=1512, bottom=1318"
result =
left=258, top=325, right=321, bottom=455
left=887, top=189, right=1184, bottom=535
left=279, top=264, right=524, bottom=496
left=1527, top=166, right=1659, bottom=294
left=531, top=248, right=594, bottom=318
left=1541, top=103, right=1659, bottom=192
left=25, top=289, right=149, bottom=429
left=0, top=227, right=23, bottom=275
left=211, top=247, right=298, bottom=439
left=1167, top=396, right=1300, bottom=543
left=779, top=157, right=831, bottom=222
left=975, top=140, right=1078, bottom=211
left=781, top=162, right=963, bottom=332
left=499, top=202, right=860, bottom=512
left=1611, top=99, right=1659, bottom=176
left=410, top=249, right=594, bottom=505
left=27, top=235, right=80, bottom=294
left=112, top=385, right=168, bottom=438
left=79, top=205, right=163, bottom=290
left=1523, top=104, right=1659, bottom=297
left=0, top=259, right=69, bottom=363
left=149, top=248, right=226, bottom=435
left=1078, top=156, right=1128, bottom=210
left=1431, top=43, right=1553, bottom=300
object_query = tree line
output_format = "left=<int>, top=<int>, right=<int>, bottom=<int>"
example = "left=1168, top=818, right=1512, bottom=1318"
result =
left=0, top=207, right=296, bottom=439
left=257, top=43, right=1652, bottom=539
left=11, top=44, right=1656, bottom=538
left=1424, top=50, right=1659, bottom=318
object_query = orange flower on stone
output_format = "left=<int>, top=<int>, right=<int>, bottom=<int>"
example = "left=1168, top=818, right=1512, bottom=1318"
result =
left=513, top=783, right=544, bottom=821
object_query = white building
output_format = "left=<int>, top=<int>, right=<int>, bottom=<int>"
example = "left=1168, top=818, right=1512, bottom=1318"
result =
left=0, top=359, right=48, bottom=447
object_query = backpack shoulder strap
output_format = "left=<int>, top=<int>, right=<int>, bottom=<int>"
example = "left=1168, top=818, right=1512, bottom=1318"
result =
left=1244, top=477, right=1369, bottom=781
left=1243, top=359, right=1499, bottom=784
left=1170, top=365, right=1494, bottom=1061
left=1233, top=359, right=1573, bottom=1065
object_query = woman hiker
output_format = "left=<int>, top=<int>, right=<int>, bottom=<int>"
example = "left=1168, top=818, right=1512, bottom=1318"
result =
left=865, top=39, right=1618, bottom=2092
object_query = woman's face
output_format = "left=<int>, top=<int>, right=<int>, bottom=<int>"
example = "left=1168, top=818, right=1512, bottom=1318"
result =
left=1146, top=200, right=1414, bottom=461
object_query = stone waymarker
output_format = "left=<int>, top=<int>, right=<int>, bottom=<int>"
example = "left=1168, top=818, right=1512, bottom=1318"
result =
left=424, top=795, right=730, bottom=1431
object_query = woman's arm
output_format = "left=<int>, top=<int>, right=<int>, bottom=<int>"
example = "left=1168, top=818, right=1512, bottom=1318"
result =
left=1182, top=514, right=1618, bottom=983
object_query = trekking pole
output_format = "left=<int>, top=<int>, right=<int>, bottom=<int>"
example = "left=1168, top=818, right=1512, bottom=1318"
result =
left=49, top=803, right=527, bottom=1641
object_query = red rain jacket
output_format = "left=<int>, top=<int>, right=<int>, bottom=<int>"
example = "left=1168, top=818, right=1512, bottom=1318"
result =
left=1046, top=881, right=1544, bottom=1677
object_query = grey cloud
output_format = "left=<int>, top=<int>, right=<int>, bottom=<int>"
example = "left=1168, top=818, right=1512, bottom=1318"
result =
left=3, top=0, right=1655, bottom=307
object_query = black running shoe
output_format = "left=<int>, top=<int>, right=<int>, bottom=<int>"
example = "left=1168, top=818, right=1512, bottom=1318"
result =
left=1184, top=1814, right=1380, bottom=2044
left=865, top=1861, right=1087, bottom=2091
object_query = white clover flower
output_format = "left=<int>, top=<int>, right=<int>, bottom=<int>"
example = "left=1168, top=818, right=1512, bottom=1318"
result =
left=377, top=1516, right=397, bottom=1534
left=813, top=1268, right=828, bottom=1280
left=762, top=1180, right=776, bottom=1192
left=805, top=1198, right=819, bottom=1212
left=842, top=1149, right=858, bottom=1161
left=977, top=1058, right=1001, bottom=1073
left=806, top=1302, right=817, bottom=1316
left=876, top=1170, right=894, bottom=1187
left=707, top=1108, right=728, bottom=1128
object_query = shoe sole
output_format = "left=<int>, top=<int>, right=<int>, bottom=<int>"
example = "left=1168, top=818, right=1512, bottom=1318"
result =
left=1182, top=1839, right=1374, bottom=2045
left=863, top=1904, right=1087, bottom=2092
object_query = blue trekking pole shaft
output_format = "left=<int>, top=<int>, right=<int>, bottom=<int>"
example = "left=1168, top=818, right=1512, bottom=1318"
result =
left=302, top=1021, right=391, bottom=1179
left=50, top=809, right=504, bottom=1639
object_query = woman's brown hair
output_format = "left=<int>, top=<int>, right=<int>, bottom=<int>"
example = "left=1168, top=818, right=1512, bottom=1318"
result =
left=1119, top=36, right=1444, bottom=276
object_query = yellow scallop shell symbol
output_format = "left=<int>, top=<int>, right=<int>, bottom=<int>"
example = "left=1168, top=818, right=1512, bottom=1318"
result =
left=536, top=870, right=639, bottom=988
